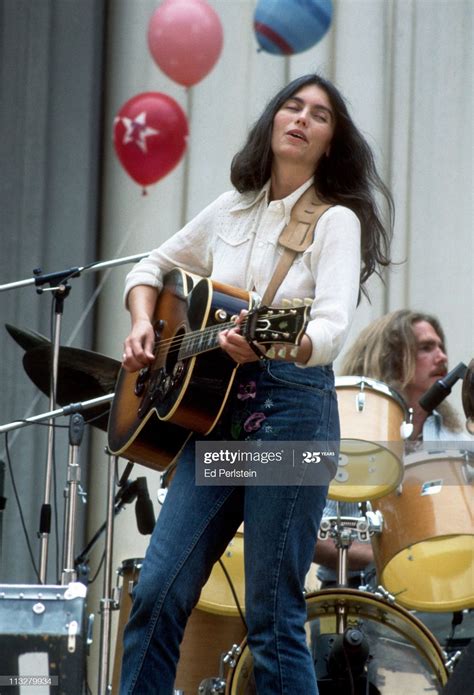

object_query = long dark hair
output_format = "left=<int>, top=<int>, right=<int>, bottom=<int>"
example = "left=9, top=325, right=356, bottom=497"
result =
left=230, top=73, right=393, bottom=295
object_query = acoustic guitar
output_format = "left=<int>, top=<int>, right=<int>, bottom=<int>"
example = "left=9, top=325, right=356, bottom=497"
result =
left=107, top=267, right=309, bottom=471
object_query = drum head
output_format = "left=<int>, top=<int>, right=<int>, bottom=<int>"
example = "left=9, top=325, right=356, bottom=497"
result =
left=328, top=442, right=404, bottom=502
left=226, top=589, right=448, bottom=694
left=380, top=535, right=474, bottom=612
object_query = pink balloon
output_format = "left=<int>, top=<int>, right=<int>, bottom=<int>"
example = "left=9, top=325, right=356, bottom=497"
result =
left=148, top=0, right=223, bottom=87
left=113, top=92, right=188, bottom=188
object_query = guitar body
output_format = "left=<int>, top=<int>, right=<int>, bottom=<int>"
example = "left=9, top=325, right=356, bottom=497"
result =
left=107, top=268, right=254, bottom=471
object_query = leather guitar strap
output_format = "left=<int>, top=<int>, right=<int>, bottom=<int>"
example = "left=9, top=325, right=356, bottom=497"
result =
left=261, top=187, right=332, bottom=306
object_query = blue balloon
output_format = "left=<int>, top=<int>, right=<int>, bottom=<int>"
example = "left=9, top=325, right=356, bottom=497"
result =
left=254, top=0, right=333, bottom=55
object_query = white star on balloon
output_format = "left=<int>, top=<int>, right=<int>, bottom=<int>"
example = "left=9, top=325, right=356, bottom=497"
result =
left=120, top=112, right=159, bottom=153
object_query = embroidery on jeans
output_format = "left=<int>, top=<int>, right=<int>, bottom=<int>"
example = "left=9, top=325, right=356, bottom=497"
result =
left=231, top=380, right=265, bottom=439
left=243, top=412, right=266, bottom=433
left=237, top=380, right=257, bottom=400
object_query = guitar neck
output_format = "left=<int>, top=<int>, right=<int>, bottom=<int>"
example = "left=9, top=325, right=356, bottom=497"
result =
left=177, top=321, right=234, bottom=360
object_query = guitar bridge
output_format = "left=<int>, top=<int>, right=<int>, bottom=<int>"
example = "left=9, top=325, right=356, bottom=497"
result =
left=134, top=367, right=150, bottom=397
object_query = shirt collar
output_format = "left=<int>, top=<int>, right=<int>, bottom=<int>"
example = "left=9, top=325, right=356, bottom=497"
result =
left=229, top=177, right=315, bottom=214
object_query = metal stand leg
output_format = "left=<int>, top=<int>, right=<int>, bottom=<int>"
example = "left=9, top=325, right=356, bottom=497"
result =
left=61, top=413, right=85, bottom=584
left=98, top=451, right=118, bottom=695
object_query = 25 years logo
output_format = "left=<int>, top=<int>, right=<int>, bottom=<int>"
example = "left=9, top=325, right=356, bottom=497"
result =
left=302, top=451, right=321, bottom=464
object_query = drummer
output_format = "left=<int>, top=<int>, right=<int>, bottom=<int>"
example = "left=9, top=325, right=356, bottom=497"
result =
left=314, top=308, right=469, bottom=588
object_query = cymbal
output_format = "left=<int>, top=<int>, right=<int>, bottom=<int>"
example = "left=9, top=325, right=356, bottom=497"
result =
left=5, top=323, right=50, bottom=351
left=22, top=345, right=120, bottom=433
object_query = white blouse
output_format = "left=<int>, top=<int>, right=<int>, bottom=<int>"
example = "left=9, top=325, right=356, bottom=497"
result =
left=124, top=178, right=361, bottom=367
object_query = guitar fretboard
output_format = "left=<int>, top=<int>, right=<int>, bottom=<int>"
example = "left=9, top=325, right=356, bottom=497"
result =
left=177, top=321, right=236, bottom=360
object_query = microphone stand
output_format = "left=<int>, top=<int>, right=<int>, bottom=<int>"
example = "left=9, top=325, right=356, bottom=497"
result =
left=98, top=450, right=118, bottom=695
left=37, top=276, right=70, bottom=583
left=0, top=394, right=114, bottom=436
left=0, top=251, right=149, bottom=584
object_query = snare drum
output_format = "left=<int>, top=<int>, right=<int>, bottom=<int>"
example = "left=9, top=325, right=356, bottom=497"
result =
left=225, top=589, right=448, bottom=694
left=329, top=376, right=411, bottom=502
left=371, top=449, right=474, bottom=612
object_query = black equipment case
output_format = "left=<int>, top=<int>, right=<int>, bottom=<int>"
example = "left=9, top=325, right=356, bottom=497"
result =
left=0, top=582, right=87, bottom=694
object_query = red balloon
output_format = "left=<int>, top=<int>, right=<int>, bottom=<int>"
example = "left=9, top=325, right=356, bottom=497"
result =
left=148, top=0, right=223, bottom=87
left=113, top=92, right=188, bottom=188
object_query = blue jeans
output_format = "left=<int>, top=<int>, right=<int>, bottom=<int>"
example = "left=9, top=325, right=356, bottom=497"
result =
left=120, top=361, right=339, bottom=694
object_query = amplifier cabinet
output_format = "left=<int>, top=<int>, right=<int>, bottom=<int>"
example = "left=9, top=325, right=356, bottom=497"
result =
left=0, top=583, right=87, bottom=695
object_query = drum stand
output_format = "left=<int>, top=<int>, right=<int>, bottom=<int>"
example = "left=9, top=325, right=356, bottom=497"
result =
left=318, top=508, right=384, bottom=634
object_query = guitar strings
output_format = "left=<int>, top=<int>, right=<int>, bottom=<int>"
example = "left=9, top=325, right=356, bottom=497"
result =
left=144, top=309, right=300, bottom=361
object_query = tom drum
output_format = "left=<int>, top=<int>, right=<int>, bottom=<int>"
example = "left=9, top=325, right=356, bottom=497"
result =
left=329, top=376, right=411, bottom=502
left=371, top=448, right=474, bottom=612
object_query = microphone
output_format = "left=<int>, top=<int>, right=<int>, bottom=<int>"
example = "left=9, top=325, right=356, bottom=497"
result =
left=135, top=477, right=156, bottom=535
left=419, top=362, right=467, bottom=413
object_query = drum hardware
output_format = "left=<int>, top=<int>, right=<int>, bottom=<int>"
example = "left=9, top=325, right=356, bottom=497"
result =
left=444, top=649, right=463, bottom=673
left=198, top=644, right=242, bottom=694
left=461, top=450, right=474, bottom=483
left=356, top=380, right=365, bottom=411
left=400, top=412, right=414, bottom=440
left=319, top=513, right=384, bottom=634
left=372, top=585, right=396, bottom=605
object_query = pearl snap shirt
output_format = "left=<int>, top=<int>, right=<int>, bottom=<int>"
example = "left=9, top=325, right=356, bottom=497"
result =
left=124, top=178, right=361, bottom=367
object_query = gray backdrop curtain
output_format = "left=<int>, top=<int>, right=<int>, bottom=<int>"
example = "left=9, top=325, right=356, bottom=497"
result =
left=0, top=0, right=106, bottom=584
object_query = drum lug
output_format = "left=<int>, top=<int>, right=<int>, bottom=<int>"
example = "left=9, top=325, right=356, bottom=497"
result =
left=462, top=457, right=474, bottom=483
left=198, top=644, right=242, bottom=694
left=444, top=649, right=462, bottom=673
left=400, top=407, right=414, bottom=439
left=373, top=585, right=396, bottom=604
left=355, top=389, right=366, bottom=411
left=197, top=676, right=226, bottom=694
left=222, top=642, right=242, bottom=669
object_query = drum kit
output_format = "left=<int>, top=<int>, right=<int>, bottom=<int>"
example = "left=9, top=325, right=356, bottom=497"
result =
left=2, top=309, right=473, bottom=693
left=107, top=376, right=473, bottom=694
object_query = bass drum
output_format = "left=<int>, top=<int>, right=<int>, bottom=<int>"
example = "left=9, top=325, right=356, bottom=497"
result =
left=225, top=589, right=448, bottom=694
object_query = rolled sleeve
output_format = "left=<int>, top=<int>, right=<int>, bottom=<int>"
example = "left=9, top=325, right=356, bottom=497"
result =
left=302, top=206, right=361, bottom=367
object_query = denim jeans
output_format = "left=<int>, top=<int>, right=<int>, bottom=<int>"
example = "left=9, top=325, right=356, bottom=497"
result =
left=120, top=361, right=339, bottom=694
